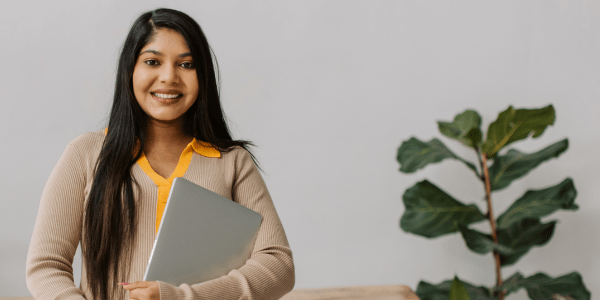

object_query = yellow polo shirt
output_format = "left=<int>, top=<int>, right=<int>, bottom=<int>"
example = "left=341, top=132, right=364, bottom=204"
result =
left=104, top=128, right=220, bottom=233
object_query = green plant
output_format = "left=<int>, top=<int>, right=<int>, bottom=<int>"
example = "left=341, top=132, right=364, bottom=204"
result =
left=396, top=105, right=590, bottom=300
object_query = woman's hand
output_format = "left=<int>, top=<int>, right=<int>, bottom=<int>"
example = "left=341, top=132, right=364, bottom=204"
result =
left=120, top=281, right=160, bottom=300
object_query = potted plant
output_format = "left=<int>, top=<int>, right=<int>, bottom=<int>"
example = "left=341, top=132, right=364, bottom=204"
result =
left=396, top=105, right=590, bottom=300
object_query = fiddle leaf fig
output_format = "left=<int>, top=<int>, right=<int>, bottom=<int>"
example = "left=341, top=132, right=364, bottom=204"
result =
left=416, top=278, right=493, bottom=300
left=496, top=178, right=578, bottom=229
left=400, top=180, right=486, bottom=238
left=396, top=105, right=589, bottom=298
left=488, top=139, right=569, bottom=191
left=482, top=105, right=555, bottom=157
left=495, top=272, right=590, bottom=300
left=498, top=218, right=556, bottom=267
left=437, top=109, right=483, bottom=148
left=458, top=224, right=514, bottom=255
left=448, top=276, right=471, bottom=300
left=397, top=137, right=478, bottom=175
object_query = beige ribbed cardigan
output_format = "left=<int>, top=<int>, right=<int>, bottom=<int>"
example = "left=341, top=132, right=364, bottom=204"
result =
left=26, top=130, right=295, bottom=299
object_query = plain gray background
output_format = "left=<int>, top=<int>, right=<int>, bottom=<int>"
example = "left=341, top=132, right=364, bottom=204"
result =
left=1, top=1, right=599, bottom=298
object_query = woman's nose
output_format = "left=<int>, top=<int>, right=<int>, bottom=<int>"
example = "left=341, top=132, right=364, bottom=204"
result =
left=159, top=64, right=179, bottom=84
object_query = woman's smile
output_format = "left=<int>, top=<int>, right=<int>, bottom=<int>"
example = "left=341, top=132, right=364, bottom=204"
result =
left=151, top=93, right=182, bottom=103
left=150, top=89, right=184, bottom=103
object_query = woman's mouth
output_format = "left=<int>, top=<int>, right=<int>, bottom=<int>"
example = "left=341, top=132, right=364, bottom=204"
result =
left=151, top=92, right=183, bottom=103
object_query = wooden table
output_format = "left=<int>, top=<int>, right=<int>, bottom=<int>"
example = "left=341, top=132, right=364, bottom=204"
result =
left=281, top=285, right=420, bottom=300
left=3, top=284, right=420, bottom=300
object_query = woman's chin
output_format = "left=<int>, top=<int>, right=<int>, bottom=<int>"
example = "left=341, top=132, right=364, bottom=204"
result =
left=146, top=113, right=186, bottom=125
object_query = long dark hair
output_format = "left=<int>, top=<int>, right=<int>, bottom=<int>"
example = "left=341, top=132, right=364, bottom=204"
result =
left=83, top=8, right=254, bottom=299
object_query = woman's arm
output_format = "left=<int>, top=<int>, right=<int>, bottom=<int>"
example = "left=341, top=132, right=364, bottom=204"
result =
left=26, top=137, right=88, bottom=300
left=156, top=149, right=295, bottom=300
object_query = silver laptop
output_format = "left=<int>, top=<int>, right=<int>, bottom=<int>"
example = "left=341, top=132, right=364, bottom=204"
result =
left=143, top=177, right=262, bottom=286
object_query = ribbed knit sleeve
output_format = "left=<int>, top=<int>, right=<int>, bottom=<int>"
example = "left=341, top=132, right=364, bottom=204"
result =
left=157, top=148, right=295, bottom=300
left=26, top=135, right=92, bottom=300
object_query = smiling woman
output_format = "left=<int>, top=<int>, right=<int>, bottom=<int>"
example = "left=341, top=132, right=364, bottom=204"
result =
left=25, top=8, right=294, bottom=300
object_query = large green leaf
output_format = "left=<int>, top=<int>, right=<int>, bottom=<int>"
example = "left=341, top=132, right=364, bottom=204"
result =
left=495, top=272, right=526, bottom=296
left=416, top=278, right=493, bottom=300
left=397, top=137, right=478, bottom=174
left=488, top=139, right=569, bottom=191
left=495, top=272, right=590, bottom=300
left=497, top=218, right=556, bottom=266
left=437, top=109, right=483, bottom=148
left=496, top=178, right=578, bottom=229
left=448, top=276, right=471, bottom=300
left=401, top=181, right=486, bottom=238
left=524, top=272, right=590, bottom=300
left=458, top=224, right=514, bottom=255
left=482, top=105, right=555, bottom=157
left=458, top=220, right=555, bottom=266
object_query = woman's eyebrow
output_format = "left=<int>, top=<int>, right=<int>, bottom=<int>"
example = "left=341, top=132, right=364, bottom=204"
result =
left=140, top=49, right=192, bottom=58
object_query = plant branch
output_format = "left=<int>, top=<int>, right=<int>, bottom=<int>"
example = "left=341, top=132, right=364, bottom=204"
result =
left=475, top=146, right=485, bottom=182
left=481, top=152, right=504, bottom=300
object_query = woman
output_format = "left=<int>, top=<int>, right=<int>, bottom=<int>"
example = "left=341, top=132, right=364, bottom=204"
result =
left=26, top=8, right=294, bottom=300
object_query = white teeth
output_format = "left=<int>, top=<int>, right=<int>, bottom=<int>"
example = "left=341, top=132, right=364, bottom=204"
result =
left=153, top=93, right=181, bottom=99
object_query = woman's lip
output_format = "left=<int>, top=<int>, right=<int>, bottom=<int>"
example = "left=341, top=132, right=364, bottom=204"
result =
left=152, top=89, right=182, bottom=94
left=151, top=92, right=182, bottom=103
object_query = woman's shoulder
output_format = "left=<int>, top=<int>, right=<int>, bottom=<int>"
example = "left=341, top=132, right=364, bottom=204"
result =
left=62, top=129, right=106, bottom=161
left=219, top=145, right=262, bottom=176
left=220, top=145, right=254, bottom=163
left=67, top=129, right=105, bottom=150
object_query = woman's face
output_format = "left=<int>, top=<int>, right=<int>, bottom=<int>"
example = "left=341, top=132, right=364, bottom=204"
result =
left=132, top=28, right=199, bottom=123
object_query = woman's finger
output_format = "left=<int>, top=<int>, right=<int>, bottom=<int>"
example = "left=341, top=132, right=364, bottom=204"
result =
left=129, top=286, right=153, bottom=300
left=129, top=287, right=141, bottom=299
left=121, top=280, right=151, bottom=291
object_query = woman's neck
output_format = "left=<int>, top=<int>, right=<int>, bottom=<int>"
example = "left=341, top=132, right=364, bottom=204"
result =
left=145, top=117, right=193, bottom=149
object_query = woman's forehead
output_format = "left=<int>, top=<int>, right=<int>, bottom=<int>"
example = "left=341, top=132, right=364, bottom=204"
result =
left=141, top=28, right=190, bottom=53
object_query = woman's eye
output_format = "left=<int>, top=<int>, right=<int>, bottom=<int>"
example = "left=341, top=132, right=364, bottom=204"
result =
left=180, top=62, right=195, bottom=69
left=144, top=59, right=159, bottom=66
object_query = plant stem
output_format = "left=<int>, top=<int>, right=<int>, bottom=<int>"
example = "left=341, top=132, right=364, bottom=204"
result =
left=475, top=147, right=485, bottom=182
left=481, top=153, right=504, bottom=300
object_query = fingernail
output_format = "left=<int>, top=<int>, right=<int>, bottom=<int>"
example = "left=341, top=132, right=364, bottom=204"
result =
left=119, top=282, right=129, bottom=285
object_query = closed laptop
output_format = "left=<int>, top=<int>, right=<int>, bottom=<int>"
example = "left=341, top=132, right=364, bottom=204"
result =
left=143, top=177, right=263, bottom=286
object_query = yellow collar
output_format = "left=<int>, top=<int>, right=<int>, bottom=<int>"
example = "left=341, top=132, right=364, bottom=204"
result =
left=103, top=128, right=220, bottom=158
left=190, top=139, right=221, bottom=158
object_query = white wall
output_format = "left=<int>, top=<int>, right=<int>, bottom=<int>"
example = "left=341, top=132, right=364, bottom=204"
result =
left=1, top=1, right=599, bottom=298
